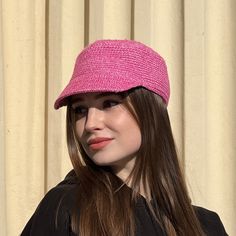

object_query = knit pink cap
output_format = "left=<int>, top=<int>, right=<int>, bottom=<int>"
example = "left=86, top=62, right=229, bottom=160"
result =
left=54, top=39, right=170, bottom=109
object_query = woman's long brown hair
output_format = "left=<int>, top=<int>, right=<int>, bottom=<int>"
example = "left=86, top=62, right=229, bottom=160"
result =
left=66, top=87, right=205, bottom=236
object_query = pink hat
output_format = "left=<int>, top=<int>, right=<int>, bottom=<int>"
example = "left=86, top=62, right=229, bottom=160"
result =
left=54, top=39, right=170, bottom=109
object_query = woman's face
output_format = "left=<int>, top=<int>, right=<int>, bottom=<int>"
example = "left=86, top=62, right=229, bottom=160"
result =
left=71, top=92, right=141, bottom=176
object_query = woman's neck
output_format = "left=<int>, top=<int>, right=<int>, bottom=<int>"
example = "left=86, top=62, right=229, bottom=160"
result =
left=112, top=164, right=151, bottom=201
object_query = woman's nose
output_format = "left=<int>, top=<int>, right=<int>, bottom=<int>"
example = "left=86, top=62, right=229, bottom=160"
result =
left=84, top=107, right=104, bottom=132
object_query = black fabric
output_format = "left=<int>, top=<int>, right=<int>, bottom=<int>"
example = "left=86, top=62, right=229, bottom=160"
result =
left=21, top=170, right=228, bottom=236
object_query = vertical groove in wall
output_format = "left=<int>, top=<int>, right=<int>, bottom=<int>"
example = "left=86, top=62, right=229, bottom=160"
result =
left=0, top=0, right=7, bottom=234
left=130, top=0, right=135, bottom=40
left=84, top=0, right=90, bottom=46
left=44, top=0, right=49, bottom=194
left=182, top=0, right=186, bottom=172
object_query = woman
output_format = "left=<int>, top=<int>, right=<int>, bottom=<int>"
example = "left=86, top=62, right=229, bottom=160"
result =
left=21, top=40, right=228, bottom=235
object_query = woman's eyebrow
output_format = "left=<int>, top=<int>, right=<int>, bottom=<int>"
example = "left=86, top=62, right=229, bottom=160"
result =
left=71, top=92, right=122, bottom=102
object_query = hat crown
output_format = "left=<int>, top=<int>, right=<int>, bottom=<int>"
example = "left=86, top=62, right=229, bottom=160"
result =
left=54, top=40, right=170, bottom=109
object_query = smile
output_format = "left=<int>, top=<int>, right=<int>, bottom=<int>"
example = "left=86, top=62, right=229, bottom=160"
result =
left=88, top=137, right=113, bottom=151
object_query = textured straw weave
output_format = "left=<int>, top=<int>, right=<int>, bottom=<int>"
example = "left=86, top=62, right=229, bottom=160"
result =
left=54, top=39, right=170, bottom=109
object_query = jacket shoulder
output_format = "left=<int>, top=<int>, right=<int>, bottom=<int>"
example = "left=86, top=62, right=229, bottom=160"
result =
left=194, top=206, right=228, bottom=236
left=21, top=170, right=78, bottom=236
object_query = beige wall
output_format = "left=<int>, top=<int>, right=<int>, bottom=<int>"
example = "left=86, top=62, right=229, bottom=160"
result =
left=0, top=0, right=235, bottom=235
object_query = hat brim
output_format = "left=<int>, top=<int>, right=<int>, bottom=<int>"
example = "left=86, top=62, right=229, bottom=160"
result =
left=54, top=74, right=143, bottom=109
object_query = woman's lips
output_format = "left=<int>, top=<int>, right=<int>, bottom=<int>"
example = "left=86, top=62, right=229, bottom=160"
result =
left=88, top=137, right=113, bottom=150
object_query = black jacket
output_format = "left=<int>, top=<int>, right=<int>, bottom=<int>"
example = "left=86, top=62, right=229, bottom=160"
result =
left=21, top=171, right=228, bottom=236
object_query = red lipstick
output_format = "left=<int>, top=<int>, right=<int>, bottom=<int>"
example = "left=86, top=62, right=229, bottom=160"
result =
left=88, top=137, right=113, bottom=150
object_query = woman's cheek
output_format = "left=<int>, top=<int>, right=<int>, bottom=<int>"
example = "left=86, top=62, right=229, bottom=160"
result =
left=75, top=121, right=84, bottom=139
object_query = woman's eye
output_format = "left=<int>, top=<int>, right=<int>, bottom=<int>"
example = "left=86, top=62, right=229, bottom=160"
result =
left=103, top=100, right=120, bottom=109
left=73, top=106, right=87, bottom=115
